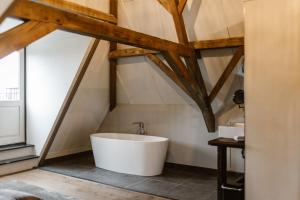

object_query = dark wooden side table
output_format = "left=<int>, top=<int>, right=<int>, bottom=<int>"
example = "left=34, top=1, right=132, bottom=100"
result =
left=208, top=138, right=245, bottom=200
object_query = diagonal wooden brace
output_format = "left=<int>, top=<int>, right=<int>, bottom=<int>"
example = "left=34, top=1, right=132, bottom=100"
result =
left=163, top=51, right=216, bottom=132
left=209, top=46, right=244, bottom=102
left=0, top=21, right=57, bottom=59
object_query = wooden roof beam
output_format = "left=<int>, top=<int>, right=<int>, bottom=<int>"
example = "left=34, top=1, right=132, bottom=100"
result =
left=39, top=0, right=117, bottom=24
left=0, top=0, right=17, bottom=23
left=170, top=0, right=189, bottom=44
left=157, top=0, right=216, bottom=132
left=8, top=0, right=192, bottom=57
left=146, top=54, right=192, bottom=97
left=109, top=0, right=118, bottom=111
left=192, top=37, right=244, bottom=50
left=0, top=21, right=57, bottom=59
left=109, top=48, right=157, bottom=59
left=157, top=0, right=173, bottom=13
left=178, top=0, right=187, bottom=14
left=157, top=0, right=188, bottom=15
left=209, top=46, right=244, bottom=102
left=167, top=0, right=206, bottom=90
left=108, top=37, right=245, bottom=59
left=163, top=51, right=215, bottom=132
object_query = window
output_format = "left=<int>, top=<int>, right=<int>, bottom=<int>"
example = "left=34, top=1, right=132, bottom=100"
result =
left=0, top=51, right=21, bottom=101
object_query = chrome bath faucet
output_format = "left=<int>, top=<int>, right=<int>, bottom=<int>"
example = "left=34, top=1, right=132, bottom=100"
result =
left=132, top=122, right=145, bottom=135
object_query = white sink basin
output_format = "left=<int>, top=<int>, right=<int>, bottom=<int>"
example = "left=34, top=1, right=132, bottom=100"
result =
left=218, top=124, right=244, bottom=139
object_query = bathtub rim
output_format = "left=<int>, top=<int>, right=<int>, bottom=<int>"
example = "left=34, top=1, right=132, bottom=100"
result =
left=90, top=133, right=169, bottom=143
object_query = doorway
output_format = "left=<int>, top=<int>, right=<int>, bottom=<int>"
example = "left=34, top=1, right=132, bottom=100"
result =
left=0, top=50, right=25, bottom=146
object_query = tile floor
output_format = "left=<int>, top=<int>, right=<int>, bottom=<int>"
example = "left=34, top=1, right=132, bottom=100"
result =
left=41, top=154, right=239, bottom=200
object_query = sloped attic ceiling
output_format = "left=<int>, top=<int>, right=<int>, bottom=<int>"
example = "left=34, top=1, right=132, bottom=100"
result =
left=0, top=0, right=244, bottom=164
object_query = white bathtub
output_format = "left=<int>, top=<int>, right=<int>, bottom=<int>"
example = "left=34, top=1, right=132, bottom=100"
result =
left=90, top=133, right=169, bottom=176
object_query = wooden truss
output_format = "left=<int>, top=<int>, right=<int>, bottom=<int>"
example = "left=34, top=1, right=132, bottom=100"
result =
left=0, top=0, right=244, bottom=134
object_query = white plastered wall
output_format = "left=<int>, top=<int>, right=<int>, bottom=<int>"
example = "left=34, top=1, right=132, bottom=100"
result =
left=99, top=0, right=245, bottom=171
left=26, top=0, right=110, bottom=158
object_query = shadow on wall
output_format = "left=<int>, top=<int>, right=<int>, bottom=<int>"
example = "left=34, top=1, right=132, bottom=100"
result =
left=183, top=0, right=202, bottom=41
left=197, top=48, right=236, bottom=92
left=167, top=139, right=216, bottom=167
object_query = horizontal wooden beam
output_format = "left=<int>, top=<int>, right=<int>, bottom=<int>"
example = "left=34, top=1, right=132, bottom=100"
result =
left=39, top=0, right=117, bottom=24
left=109, top=48, right=157, bottom=59
left=9, top=0, right=192, bottom=57
left=0, top=21, right=57, bottom=59
left=108, top=37, right=245, bottom=59
left=163, top=51, right=215, bottom=132
left=191, top=37, right=244, bottom=50
left=209, top=46, right=244, bottom=102
left=146, top=54, right=191, bottom=97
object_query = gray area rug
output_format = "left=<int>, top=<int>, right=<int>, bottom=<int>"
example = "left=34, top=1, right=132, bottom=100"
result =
left=0, top=181, right=77, bottom=200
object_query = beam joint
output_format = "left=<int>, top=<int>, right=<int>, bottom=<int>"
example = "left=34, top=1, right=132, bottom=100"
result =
left=209, top=46, right=244, bottom=102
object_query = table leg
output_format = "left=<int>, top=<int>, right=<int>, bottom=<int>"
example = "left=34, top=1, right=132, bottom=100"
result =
left=217, top=146, right=227, bottom=200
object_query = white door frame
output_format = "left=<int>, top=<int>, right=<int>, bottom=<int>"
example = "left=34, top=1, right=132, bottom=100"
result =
left=0, top=50, right=25, bottom=146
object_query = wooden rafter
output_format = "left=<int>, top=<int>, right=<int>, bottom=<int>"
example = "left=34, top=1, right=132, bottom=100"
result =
left=0, top=0, right=17, bottom=23
left=192, top=37, right=244, bottom=50
left=169, top=0, right=205, bottom=90
left=109, top=48, right=157, bottom=59
left=162, top=51, right=197, bottom=98
left=209, top=46, right=244, bottom=102
left=108, top=37, right=245, bottom=59
left=109, top=0, right=118, bottom=111
left=168, top=0, right=189, bottom=44
left=39, top=39, right=101, bottom=166
left=163, top=51, right=215, bottom=131
left=146, top=54, right=191, bottom=97
left=164, top=0, right=204, bottom=89
left=157, top=0, right=173, bottom=13
left=178, top=0, right=188, bottom=14
left=156, top=0, right=215, bottom=131
left=9, top=0, right=192, bottom=57
left=0, top=21, right=57, bottom=59
left=39, top=0, right=117, bottom=24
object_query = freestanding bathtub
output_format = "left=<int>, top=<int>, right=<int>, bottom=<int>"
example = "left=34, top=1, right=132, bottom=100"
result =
left=90, top=133, right=169, bottom=176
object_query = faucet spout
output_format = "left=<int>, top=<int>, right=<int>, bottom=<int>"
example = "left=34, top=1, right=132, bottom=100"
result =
left=132, top=122, right=145, bottom=135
